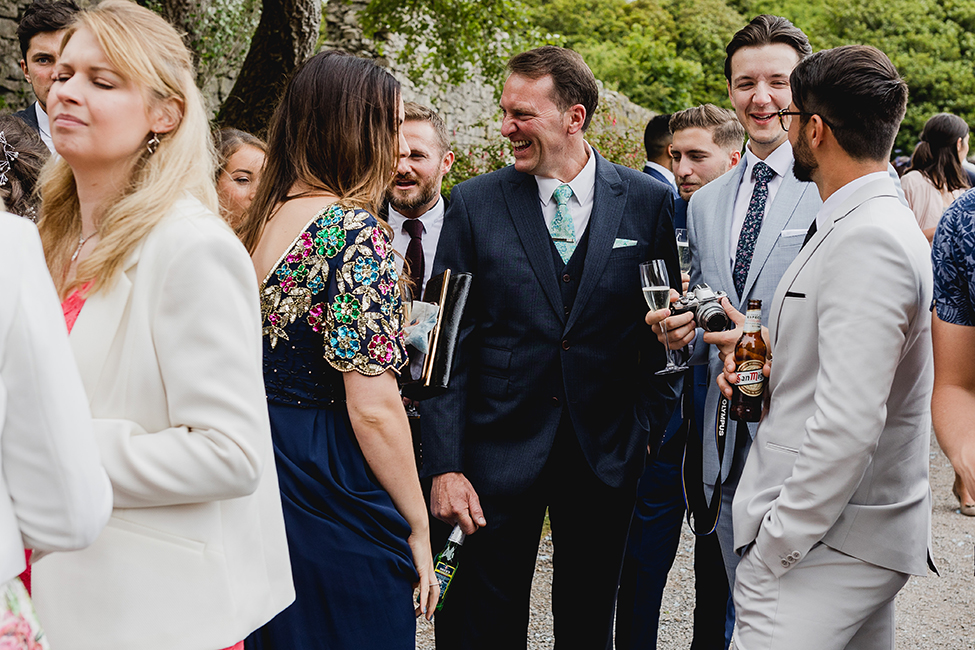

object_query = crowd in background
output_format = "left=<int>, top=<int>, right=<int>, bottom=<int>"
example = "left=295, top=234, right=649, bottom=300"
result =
left=1, top=2, right=975, bottom=650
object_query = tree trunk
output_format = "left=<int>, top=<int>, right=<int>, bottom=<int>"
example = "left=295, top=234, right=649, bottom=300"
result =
left=216, top=0, right=321, bottom=135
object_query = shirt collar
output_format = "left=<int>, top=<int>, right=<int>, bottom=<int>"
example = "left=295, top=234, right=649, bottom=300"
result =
left=743, top=139, right=793, bottom=181
left=537, top=142, right=597, bottom=206
left=644, top=161, right=676, bottom=188
left=815, top=171, right=889, bottom=230
left=35, top=103, right=50, bottom=136
left=388, top=194, right=445, bottom=231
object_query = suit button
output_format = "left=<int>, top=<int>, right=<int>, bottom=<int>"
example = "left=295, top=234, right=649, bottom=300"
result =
left=564, top=305, right=570, bottom=316
left=551, top=396, right=560, bottom=405
left=781, top=559, right=790, bottom=567
left=561, top=340, right=570, bottom=350
left=562, top=273, right=571, bottom=283
left=791, top=551, right=800, bottom=560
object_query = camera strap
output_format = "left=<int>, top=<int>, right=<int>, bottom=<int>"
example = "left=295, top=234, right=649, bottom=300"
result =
left=683, top=394, right=742, bottom=535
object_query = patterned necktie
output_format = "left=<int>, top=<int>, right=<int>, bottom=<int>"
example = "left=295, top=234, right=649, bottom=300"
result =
left=732, top=162, right=776, bottom=297
left=403, top=218, right=424, bottom=298
left=550, top=183, right=576, bottom=263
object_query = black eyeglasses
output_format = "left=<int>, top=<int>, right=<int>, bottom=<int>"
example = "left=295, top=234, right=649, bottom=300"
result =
left=777, top=108, right=836, bottom=132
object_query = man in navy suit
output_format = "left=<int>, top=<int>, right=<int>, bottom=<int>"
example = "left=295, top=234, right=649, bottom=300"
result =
left=617, top=104, right=744, bottom=650
left=422, top=46, right=681, bottom=649
left=14, top=0, right=78, bottom=152
left=643, top=113, right=678, bottom=196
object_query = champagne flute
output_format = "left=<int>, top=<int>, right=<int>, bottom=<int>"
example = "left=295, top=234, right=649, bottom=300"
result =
left=640, top=260, right=687, bottom=375
left=675, top=229, right=690, bottom=274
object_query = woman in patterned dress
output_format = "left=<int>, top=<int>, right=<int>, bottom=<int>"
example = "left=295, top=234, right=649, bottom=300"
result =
left=240, top=51, right=438, bottom=649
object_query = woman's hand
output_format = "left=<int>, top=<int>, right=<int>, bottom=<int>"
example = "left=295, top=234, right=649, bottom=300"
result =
left=410, top=527, right=440, bottom=620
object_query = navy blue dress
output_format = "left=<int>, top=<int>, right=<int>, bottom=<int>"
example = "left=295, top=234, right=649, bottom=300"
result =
left=245, top=204, right=417, bottom=650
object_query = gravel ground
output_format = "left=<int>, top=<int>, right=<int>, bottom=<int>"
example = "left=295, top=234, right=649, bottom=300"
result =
left=416, top=434, right=973, bottom=649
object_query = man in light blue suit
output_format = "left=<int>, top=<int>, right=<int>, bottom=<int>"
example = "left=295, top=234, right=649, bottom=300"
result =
left=647, top=14, right=818, bottom=591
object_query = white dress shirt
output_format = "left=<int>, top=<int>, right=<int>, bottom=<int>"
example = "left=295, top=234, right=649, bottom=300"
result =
left=536, top=142, right=597, bottom=241
left=729, top=140, right=794, bottom=262
left=389, top=196, right=446, bottom=299
left=35, top=103, right=54, bottom=153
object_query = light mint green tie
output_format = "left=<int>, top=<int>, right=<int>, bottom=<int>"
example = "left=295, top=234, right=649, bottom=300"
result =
left=550, top=183, right=576, bottom=263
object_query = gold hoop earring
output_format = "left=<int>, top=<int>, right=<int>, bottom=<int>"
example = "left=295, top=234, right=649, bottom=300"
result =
left=147, top=132, right=161, bottom=155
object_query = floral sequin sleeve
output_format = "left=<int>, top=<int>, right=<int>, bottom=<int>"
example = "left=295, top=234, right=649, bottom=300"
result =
left=260, top=204, right=408, bottom=376
left=932, top=190, right=975, bottom=327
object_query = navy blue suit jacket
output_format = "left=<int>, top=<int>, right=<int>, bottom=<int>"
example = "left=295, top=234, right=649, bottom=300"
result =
left=13, top=103, right=40, bottom=135
left=422, top=151, right=681, bottom=495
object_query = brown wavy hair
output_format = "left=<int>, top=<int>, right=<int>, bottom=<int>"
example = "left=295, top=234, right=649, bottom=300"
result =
left=908, top=113, right=970, bottom=192
left=238, top=51, right=401, bottom=253
left=0, top=114, right=49, bottom=220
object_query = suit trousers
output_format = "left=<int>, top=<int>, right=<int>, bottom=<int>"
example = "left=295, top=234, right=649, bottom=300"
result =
left=731, top=542, right=908, bottom=650
left=713, top=422, right=752, bottom=590
left=434, top=415, right=638, bottom=650
left=615, top=436, right=731, bottom=649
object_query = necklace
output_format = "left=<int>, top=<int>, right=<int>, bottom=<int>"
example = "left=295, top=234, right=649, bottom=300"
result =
left=71, top=231, right=95, bottom=262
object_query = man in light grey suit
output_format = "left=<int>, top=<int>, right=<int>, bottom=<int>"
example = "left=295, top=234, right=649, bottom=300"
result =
left=647, top=14, right=819, bottom=590
left=723, top=45, right=933, bottom=649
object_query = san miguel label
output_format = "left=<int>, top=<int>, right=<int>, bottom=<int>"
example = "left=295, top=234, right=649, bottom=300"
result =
left=736, top=359, right=765, bottom=397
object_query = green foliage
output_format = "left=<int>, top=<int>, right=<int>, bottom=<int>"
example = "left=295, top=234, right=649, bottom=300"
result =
left=360, top=0, right=551, bottom=92
left=442, top=108, right=644, bottom=197
left=727, top=0, right=975, bottom=153
left=526, top=0, right=743, bottom=113
left=184, top=0, right=261, bottom=87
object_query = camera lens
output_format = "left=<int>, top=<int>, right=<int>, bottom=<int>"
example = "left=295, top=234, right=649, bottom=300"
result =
left=698, top=304, right=730, bottom=332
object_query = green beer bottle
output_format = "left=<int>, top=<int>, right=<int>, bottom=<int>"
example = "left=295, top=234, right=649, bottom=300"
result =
left=432, top=525, right=466, bottom=611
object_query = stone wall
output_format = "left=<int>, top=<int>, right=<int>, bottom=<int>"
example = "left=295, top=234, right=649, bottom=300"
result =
left=322, top=0, right=654, bottom=150
left=0, top=0, right=654, bottom=144
left=0, top=0, right=32, bottom=112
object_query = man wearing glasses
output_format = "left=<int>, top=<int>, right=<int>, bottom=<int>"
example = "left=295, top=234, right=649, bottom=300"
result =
left=646, top=14, right=820, bottom=599
left=726, top=45, right=933, bottom=650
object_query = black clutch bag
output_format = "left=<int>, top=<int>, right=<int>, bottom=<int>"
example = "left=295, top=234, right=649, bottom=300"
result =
left=401, top=269, right=472, bottom=401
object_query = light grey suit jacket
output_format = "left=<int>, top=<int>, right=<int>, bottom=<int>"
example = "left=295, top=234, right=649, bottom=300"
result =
left=687, top=158, right=820, bottom=487
left=732, top=176, right=933, bottom=578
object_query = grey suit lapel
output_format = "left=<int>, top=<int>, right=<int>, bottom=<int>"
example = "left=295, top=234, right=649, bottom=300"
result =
left=741, top=165, right=813, bottom=301
left=769, top=176, right=897, bottom=345
left=503, top=172, right=565, bottom=322
left=708, top=165, right=744, bottom=305
left=566, top=154, right=625, bottom=332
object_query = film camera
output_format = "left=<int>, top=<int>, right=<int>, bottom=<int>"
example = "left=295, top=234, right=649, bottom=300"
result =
left=670, top=283, right=731, bottom=332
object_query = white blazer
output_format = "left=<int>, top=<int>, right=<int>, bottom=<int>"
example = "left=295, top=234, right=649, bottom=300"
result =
left=0, top=214, right=112, bottom=584
left=32, top=198, right=295, bottom=650
left=733, top=177, right=934, bottom=578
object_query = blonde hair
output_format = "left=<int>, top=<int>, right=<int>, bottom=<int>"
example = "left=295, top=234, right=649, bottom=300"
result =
left=38, top=0, right=218, bottom=297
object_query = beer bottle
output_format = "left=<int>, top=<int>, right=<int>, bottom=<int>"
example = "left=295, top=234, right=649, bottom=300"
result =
left=432, top=525, right=466, bottom=611
left=731, top=299, right=767, bottom=422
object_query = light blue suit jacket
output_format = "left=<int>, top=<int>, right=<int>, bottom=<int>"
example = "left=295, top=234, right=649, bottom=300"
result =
left=686, top=158, right=820, bottom=488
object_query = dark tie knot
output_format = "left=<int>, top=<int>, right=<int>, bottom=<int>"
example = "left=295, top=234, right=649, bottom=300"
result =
left=404, top=218, right=423, bottom=240
left=752, top=161, right=775, bottom=185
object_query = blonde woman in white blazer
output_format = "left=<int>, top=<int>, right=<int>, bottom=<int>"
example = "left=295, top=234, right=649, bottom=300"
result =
left=0, top=212, right=111, bottom=597
left=31, top=3, right=294, bottom=649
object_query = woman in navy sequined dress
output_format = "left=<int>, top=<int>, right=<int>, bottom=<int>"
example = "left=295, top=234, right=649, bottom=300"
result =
left=241, top=51, right=438, bottom=649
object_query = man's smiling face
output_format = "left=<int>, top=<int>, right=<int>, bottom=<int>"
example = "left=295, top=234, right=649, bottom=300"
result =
left=499, top=73, right=573, bottom=178
left=727, top=43, right=801, bottom=159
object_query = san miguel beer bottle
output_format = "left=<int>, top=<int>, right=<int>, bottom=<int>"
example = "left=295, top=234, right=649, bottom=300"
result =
left=731, top=299, right=767, bottom=422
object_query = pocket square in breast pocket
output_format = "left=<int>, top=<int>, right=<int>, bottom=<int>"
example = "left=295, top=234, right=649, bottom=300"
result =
left=779, top=229, right=808, bottom=238
left=613, top=238, right=638, bottom=248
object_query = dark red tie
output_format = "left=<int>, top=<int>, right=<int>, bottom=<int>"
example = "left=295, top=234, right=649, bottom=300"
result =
left=403, top=218, right=424, bottom=297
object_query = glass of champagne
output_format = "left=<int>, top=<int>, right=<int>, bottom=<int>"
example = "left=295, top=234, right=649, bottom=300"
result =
left=675, top=228, right=690, bottom=275
left=640, top=260, right=687, bottom=375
